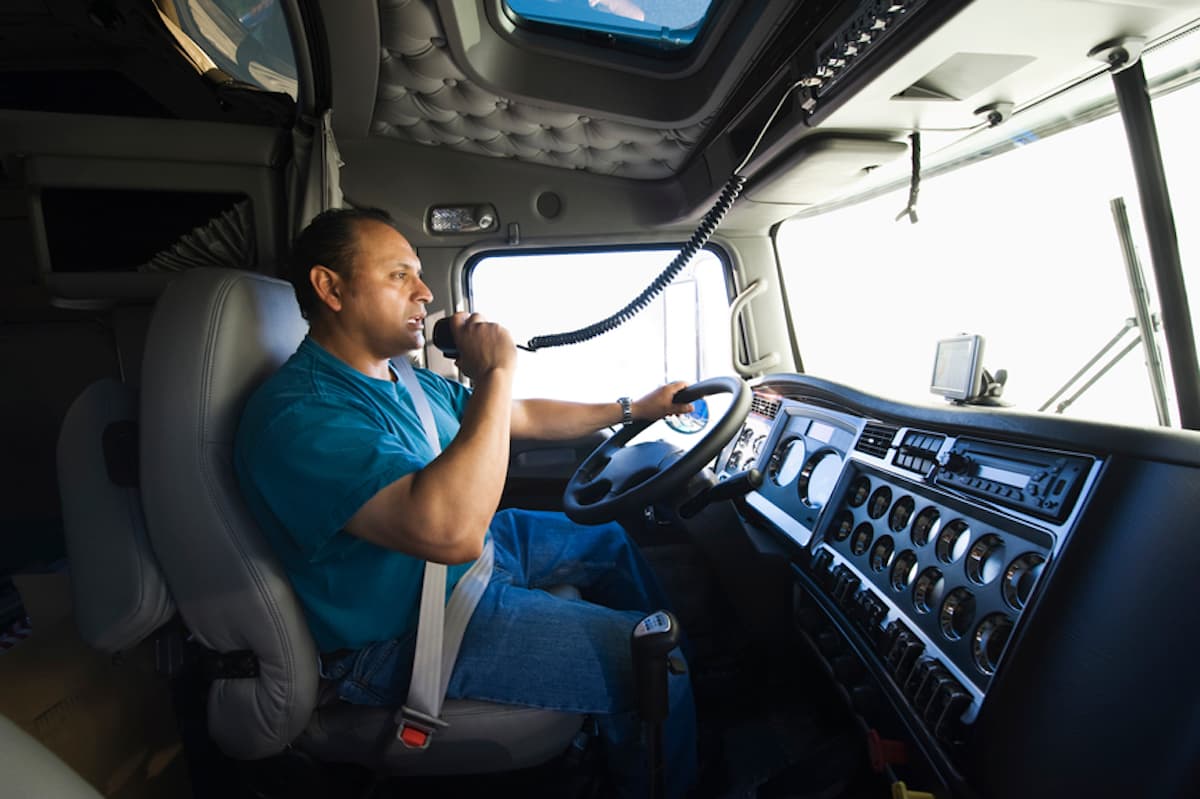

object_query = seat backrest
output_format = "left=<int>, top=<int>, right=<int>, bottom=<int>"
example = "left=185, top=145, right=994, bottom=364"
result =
left=138, top=268, right=316, bottom=759
left=57, top=378, right=175, bottom=653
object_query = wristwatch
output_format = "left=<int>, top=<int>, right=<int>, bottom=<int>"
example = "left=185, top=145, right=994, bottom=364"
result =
left=617, top=396, right=633, bottom=426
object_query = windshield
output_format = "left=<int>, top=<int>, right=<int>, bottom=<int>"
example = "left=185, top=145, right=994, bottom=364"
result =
left=776, top=29, right=1200, bottom=429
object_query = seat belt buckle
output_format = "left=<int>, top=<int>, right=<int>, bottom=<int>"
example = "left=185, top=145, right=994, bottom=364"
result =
left=395, top=705, right=448, bottom=750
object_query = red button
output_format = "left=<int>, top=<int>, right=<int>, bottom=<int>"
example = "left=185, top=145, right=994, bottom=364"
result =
left=399, top=725, right=429, bottom=748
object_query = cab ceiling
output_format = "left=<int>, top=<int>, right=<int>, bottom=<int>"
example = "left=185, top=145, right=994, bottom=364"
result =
left=325, top=0, right=809, bottom=179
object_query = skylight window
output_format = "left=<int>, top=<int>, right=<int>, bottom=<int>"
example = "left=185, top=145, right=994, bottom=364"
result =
left=505, top=0, right=718, bottom=51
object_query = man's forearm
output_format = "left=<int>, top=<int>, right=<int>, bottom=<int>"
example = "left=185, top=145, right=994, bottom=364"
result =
left=346, top=367, right=514, bottom=563
left=414, top=367, right=514, bottom=536
left=511, top=398, right=626, bottom=440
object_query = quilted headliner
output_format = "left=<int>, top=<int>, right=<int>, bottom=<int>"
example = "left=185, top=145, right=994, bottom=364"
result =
left=372, top=0, right=710, bottom=179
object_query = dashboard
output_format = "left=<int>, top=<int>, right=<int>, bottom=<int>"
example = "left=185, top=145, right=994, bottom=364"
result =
left=709, top=374, right=1200, bottom=799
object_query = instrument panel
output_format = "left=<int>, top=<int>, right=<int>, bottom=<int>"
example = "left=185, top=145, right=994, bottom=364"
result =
left=714, top=383, right=1104, bottom=771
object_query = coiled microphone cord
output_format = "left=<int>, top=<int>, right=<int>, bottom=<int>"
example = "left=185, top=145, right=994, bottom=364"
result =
left=524, top=174, right=746, bottom=351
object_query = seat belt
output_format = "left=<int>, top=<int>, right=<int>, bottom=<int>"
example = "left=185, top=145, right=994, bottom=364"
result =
left=391, top=358, right=493, bottom=749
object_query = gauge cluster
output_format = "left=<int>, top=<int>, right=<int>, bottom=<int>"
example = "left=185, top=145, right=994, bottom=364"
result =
left=723, top=389, right=1100, bottom=754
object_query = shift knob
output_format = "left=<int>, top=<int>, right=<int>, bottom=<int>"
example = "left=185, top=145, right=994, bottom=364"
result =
left=631, top=611, right=681, bottom=724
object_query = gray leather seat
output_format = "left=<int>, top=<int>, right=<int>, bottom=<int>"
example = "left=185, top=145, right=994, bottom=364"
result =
left=59, top=267, right=581, bottom=776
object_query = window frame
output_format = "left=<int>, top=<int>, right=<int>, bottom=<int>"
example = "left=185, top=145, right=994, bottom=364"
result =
left=453, top=239, right=739, bottom=391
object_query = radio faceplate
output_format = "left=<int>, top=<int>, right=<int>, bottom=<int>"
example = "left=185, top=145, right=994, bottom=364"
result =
left=932, top=438, right=1091, bottom=522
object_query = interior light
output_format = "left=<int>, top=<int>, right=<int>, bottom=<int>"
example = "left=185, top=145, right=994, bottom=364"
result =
left=428, top=205, right=498, bottom=234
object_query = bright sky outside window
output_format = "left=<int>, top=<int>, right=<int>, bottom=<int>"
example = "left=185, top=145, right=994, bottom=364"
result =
left=505, top=0, right=718, bottom=50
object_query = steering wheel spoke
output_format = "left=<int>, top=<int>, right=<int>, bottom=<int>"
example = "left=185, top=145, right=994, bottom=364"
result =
left=563, top=377, right=752, bottom=524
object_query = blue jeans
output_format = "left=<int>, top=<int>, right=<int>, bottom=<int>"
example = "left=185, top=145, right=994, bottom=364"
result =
left=320, top=508, right=698, bottom=798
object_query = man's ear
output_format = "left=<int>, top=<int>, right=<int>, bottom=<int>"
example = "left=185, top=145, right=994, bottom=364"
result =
left=310, top=265, right=342, bottom=313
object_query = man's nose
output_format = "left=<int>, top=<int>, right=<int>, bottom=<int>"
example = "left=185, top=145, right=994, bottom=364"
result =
left=415, top=276, right=434, bottom=303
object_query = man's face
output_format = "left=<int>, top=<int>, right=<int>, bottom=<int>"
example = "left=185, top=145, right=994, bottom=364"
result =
left=338, top=220, right=432, bottom=357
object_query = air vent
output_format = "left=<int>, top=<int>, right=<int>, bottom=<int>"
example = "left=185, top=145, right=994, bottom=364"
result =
left=750, top=394, right=781, bottom=419
left=896, top=430, right=945, bottom=475
left=855, top=422, right=898, bottom=458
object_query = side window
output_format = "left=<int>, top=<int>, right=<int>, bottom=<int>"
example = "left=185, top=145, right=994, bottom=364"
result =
left=468, top=248, right=733, bottom=402
left=160, top=0, right=298, bottom=98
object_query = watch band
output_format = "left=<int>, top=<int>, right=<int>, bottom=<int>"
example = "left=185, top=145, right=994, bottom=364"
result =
left=618, top=396, right=633, bottom=426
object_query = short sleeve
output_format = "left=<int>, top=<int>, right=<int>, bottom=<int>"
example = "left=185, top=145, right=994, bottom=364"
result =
left=237, top=397, right=424, bottom=560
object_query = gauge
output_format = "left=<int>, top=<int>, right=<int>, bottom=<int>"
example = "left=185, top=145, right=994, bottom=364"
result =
left=972, top=614, right=1014, bottom=675
left=798, top=451, right=843, bottom=507
left=891, top=550, right=919, bottom=591
left=912, top=567, right=944, bottom=614
left=773, top=438, right=806, bottom=485
left=846, top=474, right=871, bottom=507
left=910, top=506, right=941, bottom=547
left=965, top=534, right=1006, bottom=585
left=850, top=522, right=874, bottom=556
left=867, top=485, right=892, bottom=519
left=939, top=588, right=976, bottom=641
left=829, top=510, right=854, bottom=542
left=665, top=398, right=709, bottom=434
left=869, top=535, right=895, bottom=573
left=1002, top=553, right=1046, bottom=610
left=888, top=495, right=915, bottom=532
left=936, top=520, right=971, bottom=564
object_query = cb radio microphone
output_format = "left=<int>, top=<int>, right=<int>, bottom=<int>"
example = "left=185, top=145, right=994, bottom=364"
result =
left=430, top=317, right=533, bottom=358
left=431, top=317, right=459, bottom=359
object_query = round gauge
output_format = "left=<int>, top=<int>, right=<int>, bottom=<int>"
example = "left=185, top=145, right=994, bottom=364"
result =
left=891, top=550, right=919, bottom=591
left=867, top=485, right=892, bottom=519
left=1002, top=553, right=1046, bottom=610
left=829, top=510, right=855, bottom=542
left=972, top=614, right=1014, bottom=675
left=936, top=520, right=971, bottom=564
left=798, top=451, right=844, bottom=508
left=846, top=475, right=871, bottom=507
left=939, top=588, right=976, bottom=641
left=869, top=535, right=895, bottom=573
left=888, top=495, right=915, bottom=533
left=774, top=439, right=806, bottom=486
left=911, top=506, right=941, bottom=547
left=850, top=523, right=874, bottom=556
left=912, top=567, right=944, bottom=614
left=965, top=534, right=1006, bottom=585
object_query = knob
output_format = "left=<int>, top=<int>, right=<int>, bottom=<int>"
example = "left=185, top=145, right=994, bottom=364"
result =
left=937, top=451, right=973, bottom=474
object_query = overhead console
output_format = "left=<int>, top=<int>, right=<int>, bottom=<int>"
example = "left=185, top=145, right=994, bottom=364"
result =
left=714, top=378, right=1106, bottom=791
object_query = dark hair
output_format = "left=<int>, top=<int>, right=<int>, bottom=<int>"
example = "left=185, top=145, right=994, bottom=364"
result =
left=288, top=207, right=402, bottom=320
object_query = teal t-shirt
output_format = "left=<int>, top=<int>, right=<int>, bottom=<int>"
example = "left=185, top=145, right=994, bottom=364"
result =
left=234, top=336, right=474, bottom=652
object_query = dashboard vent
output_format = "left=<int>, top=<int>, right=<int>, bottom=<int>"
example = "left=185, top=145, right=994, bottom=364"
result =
left=750, top=394, right=781, bottom=419
left=855, top=422, right=898, bottom=458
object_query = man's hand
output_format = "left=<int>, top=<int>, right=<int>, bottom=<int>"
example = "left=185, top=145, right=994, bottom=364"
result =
left=449, top=311, right=517, bottom=380
left=632, top=381, right=694, bottom=422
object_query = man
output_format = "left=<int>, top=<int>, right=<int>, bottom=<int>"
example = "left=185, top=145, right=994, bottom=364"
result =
left=234, top=207, right=697, bottom=797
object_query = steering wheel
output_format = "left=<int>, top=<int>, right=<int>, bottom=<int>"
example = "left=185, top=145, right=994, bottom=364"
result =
left=563, top=376, right=751, bottom=525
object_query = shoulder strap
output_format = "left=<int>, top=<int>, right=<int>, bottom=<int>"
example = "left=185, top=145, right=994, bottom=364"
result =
left=392, top=358, right=493, bottom=748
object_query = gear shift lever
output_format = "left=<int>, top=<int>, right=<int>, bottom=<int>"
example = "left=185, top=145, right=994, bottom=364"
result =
left=632, top=610, right=683, bottom=799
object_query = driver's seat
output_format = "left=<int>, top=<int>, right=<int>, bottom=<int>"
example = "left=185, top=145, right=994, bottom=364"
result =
left=137, top=267, right=582, bottom=773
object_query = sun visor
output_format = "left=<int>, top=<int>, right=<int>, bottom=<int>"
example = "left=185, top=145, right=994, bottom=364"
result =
left=744, top=136, right=908, bottom=206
